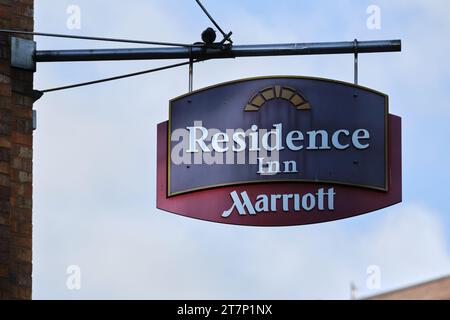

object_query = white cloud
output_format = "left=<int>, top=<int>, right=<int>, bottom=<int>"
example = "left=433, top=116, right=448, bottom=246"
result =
left=33, top=203, right=450, bottom=299
left=355, top=203, right=450, bottom=298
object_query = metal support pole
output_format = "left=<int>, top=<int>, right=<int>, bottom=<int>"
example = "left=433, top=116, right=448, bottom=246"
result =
left=354, top=39, right=358, bottom=85
left=189, top=58, right=193, bottom=92
left=34, top=40, right=401, bottom=63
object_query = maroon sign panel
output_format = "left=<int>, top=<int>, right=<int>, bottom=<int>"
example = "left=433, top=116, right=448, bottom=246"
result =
left=157, top=76, right=402, bottom=227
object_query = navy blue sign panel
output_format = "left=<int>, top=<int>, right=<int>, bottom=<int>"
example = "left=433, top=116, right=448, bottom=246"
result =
left=168, top=76, right=387, bottom=196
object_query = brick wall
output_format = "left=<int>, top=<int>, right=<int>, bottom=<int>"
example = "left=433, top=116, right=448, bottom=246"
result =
left=368, top=276, right=450, bottom=300
left=0, top=0, right=34, bottom=300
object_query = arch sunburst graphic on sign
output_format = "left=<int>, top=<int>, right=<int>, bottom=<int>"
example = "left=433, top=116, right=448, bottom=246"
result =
left=244, top=85, right=311, bottom=111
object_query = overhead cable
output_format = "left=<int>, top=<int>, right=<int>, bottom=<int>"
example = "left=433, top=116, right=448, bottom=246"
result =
left=0, top=29, right=200, bottom=47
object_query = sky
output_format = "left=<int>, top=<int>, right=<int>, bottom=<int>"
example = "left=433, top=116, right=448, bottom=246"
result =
left=31, top=0, right=450, bottom=299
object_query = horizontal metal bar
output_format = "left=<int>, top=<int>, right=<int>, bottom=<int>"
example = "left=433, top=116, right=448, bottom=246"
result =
left=35, top=40, right=401, bottom=62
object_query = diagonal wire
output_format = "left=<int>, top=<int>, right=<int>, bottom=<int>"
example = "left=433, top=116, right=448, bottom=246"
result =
left=40, top=59, right=206, bottom=93
left=0, top=29, right=201, bottom=47
left=194, top=0, right=233, bottom=43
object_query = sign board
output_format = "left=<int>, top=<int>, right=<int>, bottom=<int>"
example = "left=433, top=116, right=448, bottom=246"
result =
left=157, top=76, right=401, bottom=226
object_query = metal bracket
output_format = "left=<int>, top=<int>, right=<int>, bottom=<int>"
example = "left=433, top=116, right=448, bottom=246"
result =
left=188, top=47, right=193, bottom=92
left=353, top=39, right=358, bottom=85
left=188, top=58, right=193, bottom=92
left=32, top=110, right=37, bottom=131
left=11, top=37, right=36, bottom=71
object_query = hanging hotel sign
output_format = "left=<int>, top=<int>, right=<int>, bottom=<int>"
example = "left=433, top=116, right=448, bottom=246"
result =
left=156, top=76, right=402, bottom=226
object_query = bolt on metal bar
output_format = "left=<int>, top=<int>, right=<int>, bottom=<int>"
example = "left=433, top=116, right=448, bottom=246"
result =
left=35, top=40, right=401, bottom=63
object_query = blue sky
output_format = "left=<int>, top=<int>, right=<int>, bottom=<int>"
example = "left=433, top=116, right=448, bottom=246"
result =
left=32, top=0, right=450, bottom=299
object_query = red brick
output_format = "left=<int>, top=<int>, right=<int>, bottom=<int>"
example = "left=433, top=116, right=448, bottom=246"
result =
left=0, top=185, right=10, bottom=200
left=0, top=0, right=33, bottom=300
left=0, top=60, right=11, bottom=74
left=13, top=3, right=33, bottom=18
left=0, top=83, right=11, bottom=96
left=0, top=5, right=12, bottom=19
left=12, top=247, right=31, bottom=262
left=12, top=235, right=31, bottom=249
left=0, top=225, right=9, bottom=239
left=0, top=199, right=9, bottom=213
left=0, top=211, right=8, bottom=225
left=14, top=145, right=31, bottom=159
left=0, top=72, right=10, bottom=84
left=15, top=170, right=31, bottom=183
left=0, top=147, right=10, bottom=162
left=13, top=118, right=33, bottom=135
left=14, top=196, right=31, bottom=209
left=0, top=161, right=9, bottom=174
left=0, top=240, right=8, bottom=254
left=12, top=157, right=32, bottom=172
left=0, top=137, right=11, bottom=148
left=11, top=131, right=32, bottom=146
left=10, top=108, right=32, bottom=120
left=0, top=264, right=8, bottom=277
left=0, top=173, right=9, bottom=187
left=0, top=95, right=11, bottom=108
left=16, top=262, right=31, bottom=275
left=17, top=221, right=31, bottom=235
left=12, top=183, right=31, bottom=197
